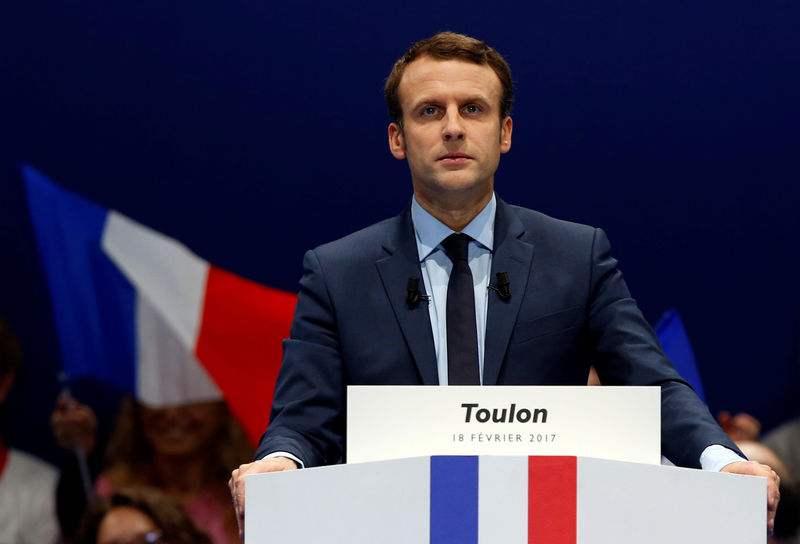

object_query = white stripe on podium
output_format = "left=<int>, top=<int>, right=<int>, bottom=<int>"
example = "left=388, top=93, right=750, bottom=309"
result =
left=479, top=456, right=528, bottom=543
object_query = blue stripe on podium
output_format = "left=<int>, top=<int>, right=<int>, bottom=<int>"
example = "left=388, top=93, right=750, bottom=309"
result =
left=430, top=456, right=479, bottom=544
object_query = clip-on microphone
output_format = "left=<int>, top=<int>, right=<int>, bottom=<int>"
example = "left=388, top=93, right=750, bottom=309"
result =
left=488, top=271, right=511, bottom=301
left=406, top=277, right=429, bottom=308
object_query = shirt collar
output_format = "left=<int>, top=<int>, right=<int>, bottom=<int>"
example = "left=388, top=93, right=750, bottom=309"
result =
left=411, top=193, right=496, bottom=261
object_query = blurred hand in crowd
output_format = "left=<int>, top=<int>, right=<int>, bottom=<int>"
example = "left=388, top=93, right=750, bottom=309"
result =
left=717, top=410, right=762, bottom=442
left=51, top=392, right=97, bottom=454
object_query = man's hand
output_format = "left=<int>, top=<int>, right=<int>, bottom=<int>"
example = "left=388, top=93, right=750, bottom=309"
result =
left=229, top=457, right=298, bottom=538
left=50, top=393, right=97, bottom=453
left=720, top=460, right=780, bottom=535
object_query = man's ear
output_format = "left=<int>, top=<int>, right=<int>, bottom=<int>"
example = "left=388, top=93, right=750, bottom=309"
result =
left=388, top=122, right=406, bottom=159
left=500, top=116, right=513, bottom=154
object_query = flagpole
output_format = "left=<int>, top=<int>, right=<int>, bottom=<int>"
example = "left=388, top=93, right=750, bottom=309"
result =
left=57, top=372, right=94, bottom=501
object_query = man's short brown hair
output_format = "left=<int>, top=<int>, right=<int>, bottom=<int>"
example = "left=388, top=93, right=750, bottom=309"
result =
left=384, top=31, right=514, bottom=126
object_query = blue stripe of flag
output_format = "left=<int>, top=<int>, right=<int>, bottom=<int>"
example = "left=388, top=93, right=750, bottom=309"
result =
left=23, top=165, right=137, bottom=393
left=430, top=456, right=479, bottom=544
left=655, top=308, right=706, bottom=403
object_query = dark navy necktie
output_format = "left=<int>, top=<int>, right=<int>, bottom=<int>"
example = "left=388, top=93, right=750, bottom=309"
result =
left=441, top=233, right=480, bottom=385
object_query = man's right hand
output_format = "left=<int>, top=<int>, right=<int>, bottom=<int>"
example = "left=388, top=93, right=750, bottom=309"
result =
left=229, top=457, right=298, bottom=538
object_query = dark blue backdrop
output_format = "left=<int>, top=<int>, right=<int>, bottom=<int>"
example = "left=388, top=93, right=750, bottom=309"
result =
left=2, top=0, right=799, bottom=463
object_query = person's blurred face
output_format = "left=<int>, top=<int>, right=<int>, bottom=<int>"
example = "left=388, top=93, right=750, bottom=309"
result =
left=140, top=400, right=226, bottom=458
left=96, top=506, right=161, bottom=544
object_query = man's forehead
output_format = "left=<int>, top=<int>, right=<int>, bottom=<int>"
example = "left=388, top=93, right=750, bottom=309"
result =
left=397, top=56, right=502, bottom=103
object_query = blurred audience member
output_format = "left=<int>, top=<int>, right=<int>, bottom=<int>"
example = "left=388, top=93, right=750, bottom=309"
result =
left=719, top=411, right=800, bottom=542
left=52, top=386, right=122, bottom=539
left=738, top=439, right=800, bottom=543
left=72, top=486, right=212, bottom=544
left=53, top=395, right=252, bottom=544
left=763, top=417, right=800, bottom=543
left=764, top=416, right=800, bottom=491
left=0, top=316, right=60, bottom=544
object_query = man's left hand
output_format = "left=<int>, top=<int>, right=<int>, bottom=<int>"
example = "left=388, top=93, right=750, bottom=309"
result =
left=721, top=460, right=780, bottom=535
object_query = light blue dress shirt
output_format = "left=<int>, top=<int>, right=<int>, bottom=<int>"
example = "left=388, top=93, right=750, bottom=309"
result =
left=410, top=193, right=496, bottom=386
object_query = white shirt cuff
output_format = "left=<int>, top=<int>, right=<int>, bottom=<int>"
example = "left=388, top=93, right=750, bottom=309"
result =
left=262, top=451, right=305, bottom=469
left=699, top=444, right=746, bottom=472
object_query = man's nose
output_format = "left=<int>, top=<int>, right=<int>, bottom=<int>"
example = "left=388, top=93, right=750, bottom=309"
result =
left=442, top=108, right=465, bottom=141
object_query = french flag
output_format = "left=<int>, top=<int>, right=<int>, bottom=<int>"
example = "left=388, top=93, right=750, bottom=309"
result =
left=23, top=165, right=296, bottom=445
left=432, top=456, right=576, bottom=543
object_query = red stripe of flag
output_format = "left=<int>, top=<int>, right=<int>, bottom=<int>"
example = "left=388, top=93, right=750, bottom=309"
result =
left=528, top=456, right=577, bottom=544
left=195, top=265, right=297, bottom=445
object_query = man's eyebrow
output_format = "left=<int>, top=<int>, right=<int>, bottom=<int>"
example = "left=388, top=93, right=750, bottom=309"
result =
left=409, top=97, right=439, bottom=111
left=410, top=95, right=493, bottom=111
left=461, top=95, right=493, bottom=107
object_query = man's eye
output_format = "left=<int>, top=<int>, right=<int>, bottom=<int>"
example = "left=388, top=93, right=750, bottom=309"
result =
left=421, top=107, right=438, bottom=117
left=463, top=104, right=481, bottom=114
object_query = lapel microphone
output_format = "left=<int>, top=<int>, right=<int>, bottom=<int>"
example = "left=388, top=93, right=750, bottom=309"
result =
left=408, top=273, right=509, bottom=306
left=406, top=277, right=429, bottom=308
left=488, top=271, right=511, bottom=301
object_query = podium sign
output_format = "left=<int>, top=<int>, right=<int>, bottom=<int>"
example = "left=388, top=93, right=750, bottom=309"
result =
left=347, top=386, right=659, bottom=464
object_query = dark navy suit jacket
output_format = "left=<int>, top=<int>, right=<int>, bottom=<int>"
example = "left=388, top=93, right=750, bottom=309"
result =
left=256, top=197, right=739, bottom=468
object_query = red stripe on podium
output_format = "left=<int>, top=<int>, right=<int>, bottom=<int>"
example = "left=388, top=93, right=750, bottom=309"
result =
left=528, top=456, right=577, bottom=544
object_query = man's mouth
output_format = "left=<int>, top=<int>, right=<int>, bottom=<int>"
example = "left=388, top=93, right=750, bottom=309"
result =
left=438, top=153, right=472, bottom=163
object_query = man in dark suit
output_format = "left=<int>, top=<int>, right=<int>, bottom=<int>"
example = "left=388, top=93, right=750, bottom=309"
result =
left=230, top=31, right=779, bottom=535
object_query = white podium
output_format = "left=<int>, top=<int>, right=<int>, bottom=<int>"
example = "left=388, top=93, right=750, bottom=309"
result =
left=245, top=455, right=765, bottom=543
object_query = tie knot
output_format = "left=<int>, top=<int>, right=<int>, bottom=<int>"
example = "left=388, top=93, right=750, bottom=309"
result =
left=442, top=233, right=472, bottom=262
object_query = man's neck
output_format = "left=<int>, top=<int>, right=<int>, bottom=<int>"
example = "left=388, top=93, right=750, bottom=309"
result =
left=413, top=189, right=493, bottom=232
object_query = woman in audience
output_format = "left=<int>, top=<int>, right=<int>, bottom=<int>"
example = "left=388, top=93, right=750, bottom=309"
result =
left=73, top=486, right=212, bottom=544
left=54, top=396, right=253, bottom=544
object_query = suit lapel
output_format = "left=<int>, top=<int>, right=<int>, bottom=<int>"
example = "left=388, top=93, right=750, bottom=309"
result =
left=375, top=206, right=439, bottom=385
left=483, top=199, right=534, bottom=385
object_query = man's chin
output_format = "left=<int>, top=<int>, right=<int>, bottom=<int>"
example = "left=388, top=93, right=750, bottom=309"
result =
left=416, top=181, right=492, bottom=207
left=437, top=178, right=491, bottom=194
